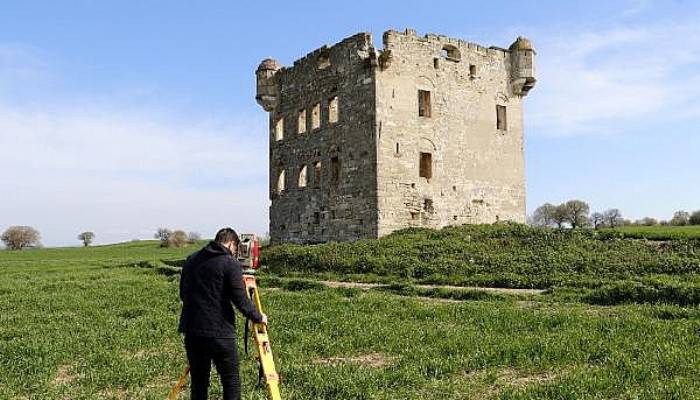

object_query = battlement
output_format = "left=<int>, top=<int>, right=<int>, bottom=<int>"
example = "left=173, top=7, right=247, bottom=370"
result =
left=381, top=28, right=510, bottom=58
left=291, top=32, right=373, bottom=69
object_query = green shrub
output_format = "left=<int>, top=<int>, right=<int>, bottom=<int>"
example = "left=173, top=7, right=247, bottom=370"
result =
left=262, top=224, right=700, bottom=289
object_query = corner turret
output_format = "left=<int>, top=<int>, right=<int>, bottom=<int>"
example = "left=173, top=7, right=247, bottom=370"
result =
left=509, top=37, right=536, bottom=96
left=256, top=58, right=281, bottom=112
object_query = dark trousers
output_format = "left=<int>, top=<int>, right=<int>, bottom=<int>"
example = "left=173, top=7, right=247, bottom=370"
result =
left=184, top=335, right=241, bottom=400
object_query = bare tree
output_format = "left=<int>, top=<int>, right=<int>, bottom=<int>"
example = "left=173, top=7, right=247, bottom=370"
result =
left=670, top=211, right=690, bottom=226
left=603, top=209, right=624, bottom=229
left=1, top=226, right=41, bottom=250
left=591, top=212, right=605, bottom=229
left=530, top=203, right=558, bottom=227
left=187, top=232, right=202, bottom=243
left=563, top=200, right=590, bottom=229
left=169, top=230, right=188, bottom=248
left=77, top=231, right=95, bottom=247
left=154, top=228, right=173, bottom=247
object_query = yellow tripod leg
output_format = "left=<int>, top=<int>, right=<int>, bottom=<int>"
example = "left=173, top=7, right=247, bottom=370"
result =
left=166, top=365, right=189, bottom=400
left=243, top=274, right=282, bottom=400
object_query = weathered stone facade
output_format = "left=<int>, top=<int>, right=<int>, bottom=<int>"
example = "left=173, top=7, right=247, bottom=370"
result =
left=256, top=29, right=536, bottom=244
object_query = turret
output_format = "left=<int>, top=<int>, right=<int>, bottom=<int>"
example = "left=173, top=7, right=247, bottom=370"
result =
left=509, top=37, right=536, bottom=96
left=255, top=58, right=281, bottom=112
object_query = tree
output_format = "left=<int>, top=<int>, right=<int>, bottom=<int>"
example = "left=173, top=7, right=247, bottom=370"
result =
left=690, top=210, right=700, bottom=226
left=154, top=228, right=172, bottom=247
left=187, top=232, right=202, bottom=243
left=591, top=212, right=605, bottom=229
left=552, top=205, right=569, bottom=229
left=530, top=203, right=558, bottom=227
left=169, top=230, right=188, bottom=248
left=602, top=209, right=624, bottom=229
left=670, top=211, right=690, bottom=226
left=563, top=200, right=590, bottom=229
left=637, top=217, right=658, bottom=226
left=77, top=232, right=95, bottom=247
left=1, top=226, right=41, bottom=250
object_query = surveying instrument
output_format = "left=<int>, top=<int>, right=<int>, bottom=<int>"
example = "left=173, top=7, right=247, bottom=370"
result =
left=167, top=234, right=282, bottom=400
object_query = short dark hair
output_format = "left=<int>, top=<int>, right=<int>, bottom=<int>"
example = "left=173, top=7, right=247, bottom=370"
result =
left=214, top=228, right=239, bottom=245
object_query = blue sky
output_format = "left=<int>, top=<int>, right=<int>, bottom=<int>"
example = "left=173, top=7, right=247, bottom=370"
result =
left=1, top=0, right=699, bottom=246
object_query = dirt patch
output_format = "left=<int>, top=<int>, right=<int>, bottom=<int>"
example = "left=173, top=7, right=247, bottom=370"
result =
left=416, top=284, right=544, bottom=295
left=319, top=280, right=544, bottom=295
left=314, top=352, right=396, bottom=368
left=52, top=364, right=76, bottom=386
left=461, top=365, right=575, bottom=398
left=97, top=387, right=129, bottom=399
left=320, top=281, right=378, bottom=290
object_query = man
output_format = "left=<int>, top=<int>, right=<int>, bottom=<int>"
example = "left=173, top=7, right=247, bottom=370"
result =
left=179, top=227, right=268, bottom=400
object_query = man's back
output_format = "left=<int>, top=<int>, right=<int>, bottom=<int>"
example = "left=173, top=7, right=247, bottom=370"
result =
left=179, top=241, right=261, bottom=338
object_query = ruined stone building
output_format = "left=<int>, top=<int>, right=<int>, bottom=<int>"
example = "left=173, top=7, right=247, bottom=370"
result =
left=256, top=29, right=536, bottom=244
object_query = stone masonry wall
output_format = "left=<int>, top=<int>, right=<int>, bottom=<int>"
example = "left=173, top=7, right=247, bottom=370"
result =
left=265, top=33, right=379, bottom=244
left=374, top=29, right=527, bottom=236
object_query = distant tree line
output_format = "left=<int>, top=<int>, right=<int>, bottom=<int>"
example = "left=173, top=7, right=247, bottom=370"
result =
left=529, top=201, right=700, bottom=229
left=154, top=228, right=201, bottom=248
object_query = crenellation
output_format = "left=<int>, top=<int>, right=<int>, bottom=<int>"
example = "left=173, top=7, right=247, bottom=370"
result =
left=256, top=28, right=536, bottom=244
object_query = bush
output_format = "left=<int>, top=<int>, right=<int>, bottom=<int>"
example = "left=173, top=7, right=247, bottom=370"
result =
left=168, top=230, right=189, bottom=248
left=1, top=226, right=41, bottom=250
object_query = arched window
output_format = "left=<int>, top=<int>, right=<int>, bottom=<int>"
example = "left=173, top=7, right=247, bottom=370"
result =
left=314, top=162, right=322, bottom=186
left=298, top=165, right=307, bottom=188
left=274, top=117, right=284, bottom=141
left=276, top=168, right=286, bottom=193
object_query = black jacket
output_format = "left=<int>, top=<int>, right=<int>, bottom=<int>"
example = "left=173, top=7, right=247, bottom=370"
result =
left=178, top=241, right=263, bottom=338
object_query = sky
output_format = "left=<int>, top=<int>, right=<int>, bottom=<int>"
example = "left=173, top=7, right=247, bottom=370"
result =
left=1, top=0, right=699, bottom=246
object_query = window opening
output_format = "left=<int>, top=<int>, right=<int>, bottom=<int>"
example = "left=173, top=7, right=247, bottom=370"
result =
left=418, top=90, right=431, bottom=117
left=298, top=109, right=307, bottom=134
left=314, top=161, right=322, bottom=186
left=419, top=152, right=432, bottom=180
left=298, top=165, right=307, bottom=188
left=496, top=105, right=507, bottom=131
left=274, top=118, right=284, bottom=141
left=276, top=168, right=286, bottom=193
left=331, top=156, right=340, bottom=185
left=311, top=103, right=320, bottom=130
left=328, top=96, right=339, bottom=124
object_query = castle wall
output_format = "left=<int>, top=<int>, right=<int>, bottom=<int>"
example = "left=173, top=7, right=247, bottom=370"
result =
left=374, top=30, right=527, bottom=236
left=266, top=33, right=379, bottom=244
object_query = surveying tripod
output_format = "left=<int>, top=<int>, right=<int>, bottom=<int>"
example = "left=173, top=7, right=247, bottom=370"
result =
left=167, top=234, right=281, bottom=400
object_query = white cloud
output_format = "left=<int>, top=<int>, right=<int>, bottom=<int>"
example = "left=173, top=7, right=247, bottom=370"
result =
left=528, top=19, right=700, bottom=135
left=0, top=100, right=271, bottom=246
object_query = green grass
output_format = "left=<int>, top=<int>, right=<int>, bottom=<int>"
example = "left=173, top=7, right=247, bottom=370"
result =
left=262, top=224, right=700, bottom=290
left=1, top=240, right=700, bottom=399
left=600, top=225, right=700, bottom=240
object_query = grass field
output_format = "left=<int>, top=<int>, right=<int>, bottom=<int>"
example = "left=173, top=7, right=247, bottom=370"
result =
left=601, top=225, right=700, bottom=240
left=1, top=238, right=700, bottom=399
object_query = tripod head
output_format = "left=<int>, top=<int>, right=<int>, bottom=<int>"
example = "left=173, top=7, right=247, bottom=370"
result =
left=237, top=233, right=260, bottom=271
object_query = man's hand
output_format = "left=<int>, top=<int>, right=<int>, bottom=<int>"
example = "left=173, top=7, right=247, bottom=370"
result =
left=259, top=313, right=268, bottom=325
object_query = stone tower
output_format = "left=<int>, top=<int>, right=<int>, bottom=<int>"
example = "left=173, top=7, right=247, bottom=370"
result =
left=256, top=29, right=536, bottom=244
